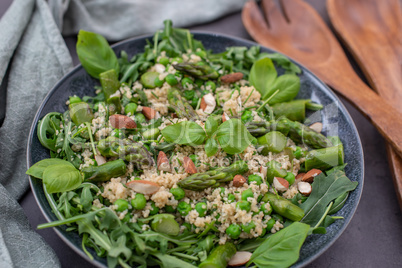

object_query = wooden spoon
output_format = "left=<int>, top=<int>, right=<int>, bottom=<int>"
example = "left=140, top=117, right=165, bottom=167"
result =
left=327, top=0, right=402, bottom=207
left=241, top=0, right=402, bottom=158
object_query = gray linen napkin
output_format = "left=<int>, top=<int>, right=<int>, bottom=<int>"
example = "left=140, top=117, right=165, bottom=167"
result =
left=0, top=0, right=246, bottom=266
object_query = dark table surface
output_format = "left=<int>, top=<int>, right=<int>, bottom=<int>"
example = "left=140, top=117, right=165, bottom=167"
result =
left=1, top=0, right=401, bottom=267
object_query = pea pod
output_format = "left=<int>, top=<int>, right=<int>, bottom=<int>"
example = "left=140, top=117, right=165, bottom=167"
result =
left=69, top=102, right=94, bottom=126
left=199, top=243, right=237, bottom=268
left=262, top=192, right=305, bottom=222
left=100, top=69, right=120, bottom=100
left=81, top=159, right=126, bottom=182
left=140, top=71, right=159, bottom=89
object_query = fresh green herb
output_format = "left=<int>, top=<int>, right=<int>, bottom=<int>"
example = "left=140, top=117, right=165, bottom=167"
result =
left=76, top=30, right=119, bottom=79
left=26, top=158, right=74, bottom=179
left=42, top=164, right=83, bottom=193
left=205, top=138, right=219, bottom=157
left=161, top=121, right=206, bottom=146
left=215, top=119, right=254, bottom=154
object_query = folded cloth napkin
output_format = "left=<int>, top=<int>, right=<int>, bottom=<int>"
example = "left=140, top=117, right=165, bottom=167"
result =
left=0, top=0, right=246, bottom=266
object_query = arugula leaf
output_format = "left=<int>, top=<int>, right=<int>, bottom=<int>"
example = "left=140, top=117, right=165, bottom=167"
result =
left=205, top=138, right=219, bottom=157
left=264, top=74, right=300, bottom=104
left=153, top=252, right=197, bottom=268
left=43, top=164, right=83, bottom=193
left=215, top=119, right=254, bottom=154
left=161, top=121, right=206, bottom=146
left=328, top=192, right=349, bottom=214
left=299, top=170, right=358, bottom=226
left=77, top=30, right=119, bottom=79
left=248, top=222, right=310, bottom=267
left=26, top=158, right=74, bottom=179
left=249, top=58, right=277, bottom=98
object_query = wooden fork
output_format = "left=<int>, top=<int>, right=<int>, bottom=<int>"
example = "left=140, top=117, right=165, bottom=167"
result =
left=242, top=0, right=402, bottom=158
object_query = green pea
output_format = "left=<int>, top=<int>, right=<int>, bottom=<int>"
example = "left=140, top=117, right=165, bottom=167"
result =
left=154, top=76, right=164, bottom=87
left=171, top=57, right=183, bottom=63
left=141, top=71, right=159, bottom=89
left=183, top=90, right=195, bottom=100
left=131, top=193, right=146, bottom=210
left=195, top=202, right=208, bottom=217
left=227, top=193, right=236, bottom=203
left=177, top=201, right=192, bottom=216
left=248, top=174, right=263, bottom=185
left=266, top=218, right=276, bottom=231
left=260, top=227, right=267, bottom=237
left=159, top=57, right=169, bottom=66
left=195, top=50, right=206, bottom=58
left=241, top=110, right=253, bottom=123
left=284, top=172, right=296, bottom=185
left=165, top=74, right=178, bottom=86
left=241, top=189, right=254, bottom=201
left=205, top=81, right=216, bottom=91
left=125, top=103, right=138, bottom=115
left=111, top=128, right=125, bottom=138
left=226, top=224, right=241, bottom=239
left=170, top=187, right=185, bottom=200
left=149, top=201, right=159, bottom=215
left=114, top=199, right=129, bottom=212
left=236, top=200, right=251, bottom=212
left=266, top=160, right=288, bottom=184
left=260, top=202, right=272, bottom=215
left=294, top=146, right=305, bottom=159
left=241, top=221, right=256, bottom=234
left=134, top=113, right=146, bottom=123
left=165, top=205, right=176, bottom=213
left=69, top=96, right=82, bottom=104
left=142, top=128, right=160, bottom=140
left=181, top=77, right=193, bottom=88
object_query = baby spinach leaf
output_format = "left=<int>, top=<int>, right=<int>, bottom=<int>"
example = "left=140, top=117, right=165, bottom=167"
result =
left=264, top=74, right=300, bottom=104
left=258, top=53, right=302, bottom=74
left=26, top=158, right=74, bottom=179
left=77, top=30, right=119, bottom=79
left=161, top=121, right=206, bottom=146
left=299, top=170, right=358, bottom=226
left=248, top=222, right=310, bottom=267
left=43, top=164, right=83, bottom=193
left=205, top=138, right=219, bottom=157
left=205, top=115, right=220, bottom=137
left=249, top=58, right=277, bottom=98
left=215, top=119, right=254, bottom=154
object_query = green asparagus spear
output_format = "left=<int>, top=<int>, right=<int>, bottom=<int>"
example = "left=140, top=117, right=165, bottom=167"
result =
left=199, top=243, right=237, bottom=268
left=97, top=136, right=153, bottom=166
left=246, top=117, right=332, bottom=149
left=177, top=161, right=249, bottom=191
left=173, top=62, right=219, bottom=80
left=81, top=159, right=126, bottom=182
left=262, top=192, right=305, bottom=222
left=100, top=69, right=120, bottom=100
left=167, top=87, right=199, bottom=120
left=304, top=145, right=344, bottom=171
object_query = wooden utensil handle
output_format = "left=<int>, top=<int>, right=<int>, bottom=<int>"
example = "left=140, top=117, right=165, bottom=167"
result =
left=323, top=71, right=402, bottom=158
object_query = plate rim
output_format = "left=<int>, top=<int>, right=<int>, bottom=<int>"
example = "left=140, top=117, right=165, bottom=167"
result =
left=27, top=30, right=364, bottom=268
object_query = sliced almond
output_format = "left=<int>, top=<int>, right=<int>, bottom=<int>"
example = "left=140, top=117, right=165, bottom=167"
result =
left=222, top=112, right=230, bottom=122
left=302, top=169, right=322, bottom=183
left=109, top=114, right=137, bottom=129
left=260, top=166, right=268, bottom=179
left=200, top=93, right=216, bottom=114
left=126, top=180, right=160, bottom=195
left=228, top=251, right=252, bottom=266
left=157, top=151, right=170, bottom=172
left=233, top=174, right=247, bottom=187
left=273, top=177, right=289, bottom=192
left=220, top=72, right=244, bottom=84
left=309, top=122, right=323, bottom=133
left=183, top=156, right=197, bottom=174
left=298, top=181, right=312, bottom=196
left=142, top=107, right=157, bottom=120
left=94, top=154, right=106, bottom=166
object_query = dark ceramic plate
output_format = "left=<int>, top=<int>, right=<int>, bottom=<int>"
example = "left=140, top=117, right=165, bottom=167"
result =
left=27, top=32, right=364, bottom=267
